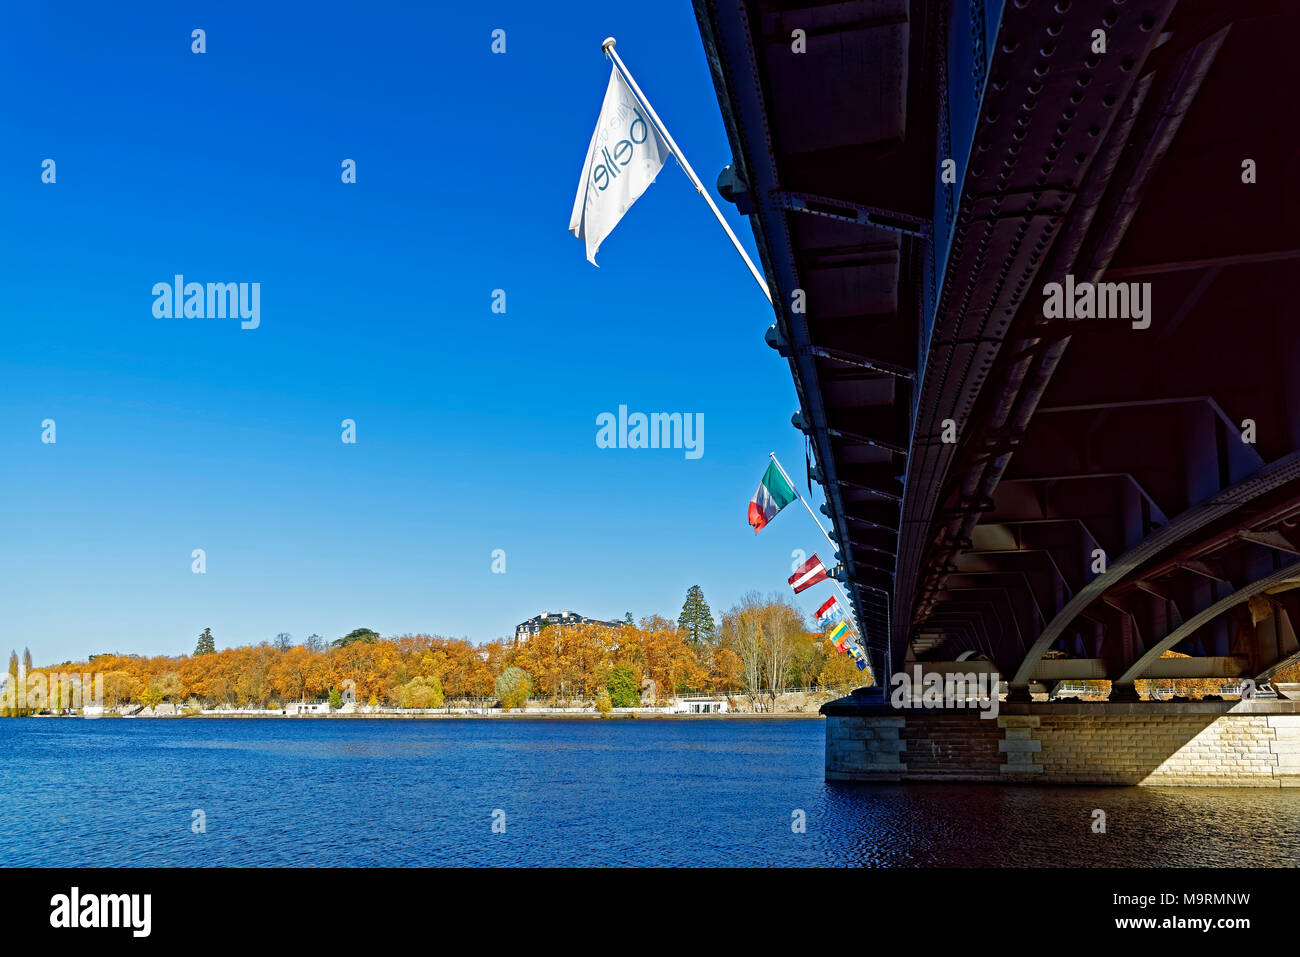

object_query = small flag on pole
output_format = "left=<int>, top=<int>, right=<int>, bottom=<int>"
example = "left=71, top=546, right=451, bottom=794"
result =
left=748, top=461, right=797, bottom=533
left=815, top=596, right=843, bottom=626
left=569, top=66, right=671, bottom=265
left=788, top=554, right=829, bottom=594
left=828, top=620, right=849, bottom=646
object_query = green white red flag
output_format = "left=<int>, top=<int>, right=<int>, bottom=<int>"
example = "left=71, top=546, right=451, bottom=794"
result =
left=748, top=461, right=797, bottom=533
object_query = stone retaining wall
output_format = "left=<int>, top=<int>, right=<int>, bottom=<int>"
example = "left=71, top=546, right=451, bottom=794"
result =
left=822, top=698, right=1300, bottom=786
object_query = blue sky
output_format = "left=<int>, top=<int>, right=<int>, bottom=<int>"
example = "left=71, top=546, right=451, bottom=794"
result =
left=0, top=1, right=834, bottom=662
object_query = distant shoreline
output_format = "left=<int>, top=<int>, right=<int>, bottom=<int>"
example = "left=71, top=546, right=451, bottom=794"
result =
left=188, top=712, right=826, bottom=720
left=38, top=711, right=826, bottom=721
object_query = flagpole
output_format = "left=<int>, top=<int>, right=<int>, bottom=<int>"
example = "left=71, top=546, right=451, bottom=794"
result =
left=767, top=452, right=865, bottom=637
left=602, top=38, right=771, bottom=304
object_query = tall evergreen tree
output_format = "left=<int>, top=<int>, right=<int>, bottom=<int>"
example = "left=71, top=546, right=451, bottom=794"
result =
left=333, top=628, right=379, bottom=648
left=195, top=628, right=216, bottom=656
left=678, top=585, right=717, bottom=646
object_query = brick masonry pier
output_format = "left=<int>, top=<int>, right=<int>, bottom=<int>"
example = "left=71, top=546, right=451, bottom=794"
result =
left=820, top=696, right=1300, bottom=786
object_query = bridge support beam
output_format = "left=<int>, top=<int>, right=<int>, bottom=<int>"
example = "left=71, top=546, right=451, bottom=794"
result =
left=1107, top=683, right=1142, bottom=702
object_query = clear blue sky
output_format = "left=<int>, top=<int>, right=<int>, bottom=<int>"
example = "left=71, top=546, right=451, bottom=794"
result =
left=0, top=1, right=835, bottom=662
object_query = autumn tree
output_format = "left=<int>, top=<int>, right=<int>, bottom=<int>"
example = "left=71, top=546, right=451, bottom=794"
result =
left=617, top=615, right=709, bottom=697
left=678, top=585, right=717, bottom=646
left=786, top=632, right=826, bottom=687
left=761, top=597, right=803, bottom=706
left=397, top=675, right=444, bottom=709
left=102, top=671, right=133, bottom=709
left=723, top=594, right=766, bottom=709
left=818, top=643, right=861, bottom=694
left=495, top=667, right=531, bottom=711
left=709, top=646, right=743, bottom=693
left=274, top=632, right=293, bottom=652
left=2, top=650, right=17, bottom=717
left=606, top=664, right=639, bottom=708
left=152, top=671, right=183, bottom=702
left=515, top=623, right=608, bottom=701
left=270, top=647, right=314, bottom=703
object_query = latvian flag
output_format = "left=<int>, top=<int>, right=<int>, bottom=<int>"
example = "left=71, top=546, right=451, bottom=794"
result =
left=788, top=553, right=829, bottom=594
left=815, top=596, right=843, bottom=626
left=748, top=461, right=797, bottom=533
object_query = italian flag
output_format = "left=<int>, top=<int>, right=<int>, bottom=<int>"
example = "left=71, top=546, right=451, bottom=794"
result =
left=747, top=461, right=797, bottom=533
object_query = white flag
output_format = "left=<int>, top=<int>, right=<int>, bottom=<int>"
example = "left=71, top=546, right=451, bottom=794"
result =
left=569, top=65, right=671, bottom=265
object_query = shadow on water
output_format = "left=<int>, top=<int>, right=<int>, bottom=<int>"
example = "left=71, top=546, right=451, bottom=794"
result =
left=819, top=782, right=1300, bottom=867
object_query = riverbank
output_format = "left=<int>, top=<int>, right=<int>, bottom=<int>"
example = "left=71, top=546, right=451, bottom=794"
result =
left=27, top=709, right=827, bottom=720
left=184, top=711, right=826, bottom=720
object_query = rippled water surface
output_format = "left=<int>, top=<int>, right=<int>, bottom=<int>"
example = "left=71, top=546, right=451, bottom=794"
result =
left=2, top=718, right=1296, bottom=867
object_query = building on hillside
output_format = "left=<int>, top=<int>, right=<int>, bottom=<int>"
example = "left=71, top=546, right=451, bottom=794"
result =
left=669, top=695, right=729, bottom=714
left=515, top=610, right=623, bottom=642
left=285, top=699, right=331, bottom=715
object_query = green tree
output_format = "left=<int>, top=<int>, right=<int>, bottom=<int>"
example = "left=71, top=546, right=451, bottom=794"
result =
left=677, top=585, right=717, bottom=646
left=328, top=687, right=343, bottom=710
left=494, top=666, right=531, bottom=711
left=333, top=628, right=379, bottom=648
left=606, top=664, right=639, bottom=708
left=139, top=686, right=163, bottom=710
left=624, top=612, right=634, bottom=625
left=397, top=675, right=444, bottom=709
left=195, top=628, right=216, bottom=655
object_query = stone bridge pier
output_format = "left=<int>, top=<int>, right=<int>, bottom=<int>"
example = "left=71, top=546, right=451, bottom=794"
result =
left=822, top=694, right=1300, bottom=786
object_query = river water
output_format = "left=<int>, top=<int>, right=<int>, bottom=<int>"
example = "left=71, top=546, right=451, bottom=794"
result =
left=1, top=717, right=1295, bottom=866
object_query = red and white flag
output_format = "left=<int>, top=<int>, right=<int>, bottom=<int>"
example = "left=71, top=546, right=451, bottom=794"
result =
left=788, top=554, right=829, bottom=594
left=815, top=596, right=843, bottom=624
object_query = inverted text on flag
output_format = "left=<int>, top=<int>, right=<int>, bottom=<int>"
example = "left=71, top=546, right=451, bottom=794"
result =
left=569, top=66, right=670, bottom=264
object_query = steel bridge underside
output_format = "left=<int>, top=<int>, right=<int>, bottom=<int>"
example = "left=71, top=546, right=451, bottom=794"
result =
left=694, top=0, right=1300, bottom=696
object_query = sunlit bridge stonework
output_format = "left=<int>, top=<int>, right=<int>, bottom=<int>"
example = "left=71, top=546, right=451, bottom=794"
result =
left=694, top=0, right=1300, bottom=784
